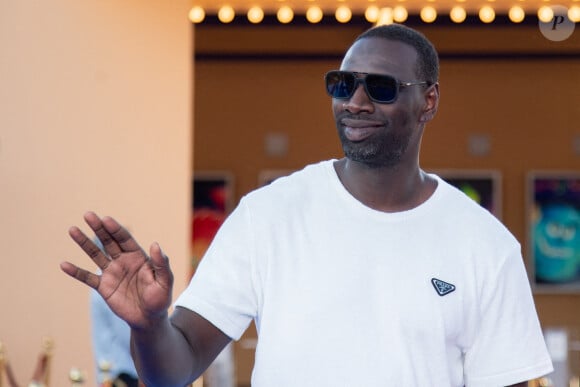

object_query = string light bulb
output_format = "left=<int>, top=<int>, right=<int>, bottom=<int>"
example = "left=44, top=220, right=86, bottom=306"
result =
left=393, top=6, right=408, bottom=22
left=569, top=5, right=580, bottom=21
left=217, top=5, right=235, bottom=23
left=335, top=6, right=352, bottom=23
left=537, top=5, right=554, bottom=22
left=306, top=6, right=323, bottom=23
left=188, top=6, right=205, bottom=23
left=479, top=5, right=495, bottom=22
left=247, top=6, right=264, bottom=24
left=450, top=6, right=467, bottom=22
left=365, top=6, right=380, bottom=22
left=420, top=6, right=438, bottom=22
left=377, top=7, right=394, bottom=25
left=508, top=6, right=525, bottom=22
left=277, top=6, right=294, bottom=23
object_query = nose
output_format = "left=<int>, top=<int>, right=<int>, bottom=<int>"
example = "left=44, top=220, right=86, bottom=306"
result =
left=342, top=81, right=374, bottom=113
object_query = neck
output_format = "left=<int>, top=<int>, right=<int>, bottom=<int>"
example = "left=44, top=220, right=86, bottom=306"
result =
left=333, top=158, right=437, bottom=213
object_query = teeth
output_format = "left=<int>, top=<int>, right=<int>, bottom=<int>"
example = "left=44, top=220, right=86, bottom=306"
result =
left=345, top=127, right=372, bottom=141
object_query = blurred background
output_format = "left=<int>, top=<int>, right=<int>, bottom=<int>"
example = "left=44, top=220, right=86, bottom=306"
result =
left=1, top=0, right=579, bottom=386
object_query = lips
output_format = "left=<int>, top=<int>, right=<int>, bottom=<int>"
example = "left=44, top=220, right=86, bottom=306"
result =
left=341, top=118, right=383, bottom=142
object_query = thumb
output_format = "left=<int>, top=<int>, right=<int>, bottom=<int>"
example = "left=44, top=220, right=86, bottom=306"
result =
left=149, top=242, right=174, bottom=289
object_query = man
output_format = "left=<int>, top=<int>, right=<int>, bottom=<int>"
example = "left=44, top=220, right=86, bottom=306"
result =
left=89, top=238, right=141, bottom=387
left=91, top=288, right=141, bottom=387
left=61, top=24, right=553, bottom=386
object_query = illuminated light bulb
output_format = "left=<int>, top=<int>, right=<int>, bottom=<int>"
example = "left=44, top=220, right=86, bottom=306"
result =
left=277, top=6, right=294, bottom=23
left=247, top=6, right=264, bottom=23
left=306, top=6, right=323, bottom=23
left=568, top=5, right=580, bottom=21
left=218, top=5, right=235, bottom=23
left=537, top=5, right=554, bottom=22
left=479, top=5, right=495, bottom=22
left=450, top=6, right=467, bottom=22
left=393, top=6, right=408, bottom=22
left=420, top=6, right=437, bottom=22
left=376, top=7, right=394, bottom=25
left=365, top=6, right=380, bottom=22
left=508, top=6, right=525, bottom=22
left=188, top=6, right=205, bottom=23
left=335, top=6, right=352, bottom=23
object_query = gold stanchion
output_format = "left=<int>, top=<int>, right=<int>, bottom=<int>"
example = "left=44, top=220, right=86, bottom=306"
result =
left=0, top=344, right=19, bottom=387
left=29, top=337, right=53, bottom=387
left=528, top=377, right=555, bottom=387
left=69, top=368, right=85, bottom=387
left=41, top=337, right=54, bottom=387
left=0, top=342, right=6, bottom=387
left=98, top=360, right=113, bottom=387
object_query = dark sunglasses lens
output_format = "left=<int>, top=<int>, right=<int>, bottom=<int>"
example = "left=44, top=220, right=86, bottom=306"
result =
left=325, top=72, right=355, bottom=99
left=366, top=74, right=397, bottom=103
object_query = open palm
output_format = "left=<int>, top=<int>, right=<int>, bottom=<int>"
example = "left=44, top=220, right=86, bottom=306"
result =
left=60, top=212, right=174, bottom=330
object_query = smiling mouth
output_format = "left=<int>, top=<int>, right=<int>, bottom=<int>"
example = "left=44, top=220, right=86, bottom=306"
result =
left=341, top=119, right=382, bottom=142
left=343, top=126, right=376, bottom=142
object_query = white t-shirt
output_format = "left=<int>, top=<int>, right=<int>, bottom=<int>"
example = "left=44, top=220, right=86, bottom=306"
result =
left=176, top=160, right=553, bottom=387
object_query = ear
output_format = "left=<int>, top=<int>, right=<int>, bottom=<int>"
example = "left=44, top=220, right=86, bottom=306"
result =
left=419, top=83, right=439, bottom=123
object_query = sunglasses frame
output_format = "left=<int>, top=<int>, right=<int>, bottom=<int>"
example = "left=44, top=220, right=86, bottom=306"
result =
left=325, top=70, right=429, bottom=104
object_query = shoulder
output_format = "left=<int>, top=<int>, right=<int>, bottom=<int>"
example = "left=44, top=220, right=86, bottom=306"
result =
left=432, top=174, right=498, bottom=219
left=243, top=160, right=335, bottom=205
left=430, top=174, right=518, bottom=246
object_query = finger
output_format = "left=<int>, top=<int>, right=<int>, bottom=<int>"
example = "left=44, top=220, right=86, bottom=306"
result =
left=150, top=242, right=174, bottom=289
left=83, top=211, right=123, bottom=258
left=68, top=225, right=111, bottom=270
left=101, top=216, right=144, bottom=255
left=60, top=261, right=100, bottom=289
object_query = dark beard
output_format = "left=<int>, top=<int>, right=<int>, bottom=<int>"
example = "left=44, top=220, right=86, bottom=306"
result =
left=338, top=128, right=409, bottom=168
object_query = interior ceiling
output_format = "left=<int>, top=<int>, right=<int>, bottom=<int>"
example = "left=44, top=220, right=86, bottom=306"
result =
left=191, top=0, right=576, bottom=15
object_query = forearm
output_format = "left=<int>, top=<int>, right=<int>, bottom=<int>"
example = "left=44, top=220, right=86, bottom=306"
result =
left=130, top=316, right=199, bottom=387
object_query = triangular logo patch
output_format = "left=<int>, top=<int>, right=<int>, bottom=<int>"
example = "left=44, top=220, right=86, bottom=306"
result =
left=431, top=278, right=456, bottom=296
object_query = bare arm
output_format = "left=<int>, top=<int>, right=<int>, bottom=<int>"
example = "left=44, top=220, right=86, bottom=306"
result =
left=130, top=307, right=231, bottom=386
left=60, top=212, right=230, bottom=387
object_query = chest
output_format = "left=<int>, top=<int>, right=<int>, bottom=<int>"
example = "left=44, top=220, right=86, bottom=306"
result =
left=259, top=237, right=476, bottom=348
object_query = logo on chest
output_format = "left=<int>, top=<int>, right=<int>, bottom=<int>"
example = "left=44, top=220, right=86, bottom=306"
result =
left=431, top=278, right=456, bottom=296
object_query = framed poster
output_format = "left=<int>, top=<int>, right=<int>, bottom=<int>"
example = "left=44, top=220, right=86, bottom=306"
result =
left=191, top=171, right=234, bottom=275
left=434, top=169, right=502, bottom=219
left=527, top=171, right=580, bottom=293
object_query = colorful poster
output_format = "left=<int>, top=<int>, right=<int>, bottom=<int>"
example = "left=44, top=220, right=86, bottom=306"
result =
left=529, top=172, right=580, bottom=291
left=191, top=172, right=233, bottom=274
left=435, top=169, right=502, bottom=218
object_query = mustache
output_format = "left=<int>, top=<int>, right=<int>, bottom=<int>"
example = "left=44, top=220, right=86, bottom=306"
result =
left=337, top=112, right=375, bottom=121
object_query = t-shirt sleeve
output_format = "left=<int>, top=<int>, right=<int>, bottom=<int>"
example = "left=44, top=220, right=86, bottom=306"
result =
left=463, top=244, right=553, bottom=386
left=175, top=199, right=258, bottom=341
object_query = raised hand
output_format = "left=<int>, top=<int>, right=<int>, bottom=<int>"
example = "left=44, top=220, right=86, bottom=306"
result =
left=60, top=212, right=174, bottom=330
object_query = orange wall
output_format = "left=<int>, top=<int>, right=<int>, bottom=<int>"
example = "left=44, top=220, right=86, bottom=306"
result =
left=193, top=23, right=580, bottom=384
left=0, top=1, right=192, bottom=385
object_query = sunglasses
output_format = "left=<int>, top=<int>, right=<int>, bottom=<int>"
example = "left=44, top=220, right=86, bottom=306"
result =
left=324, top=70, right=429, bottom=104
